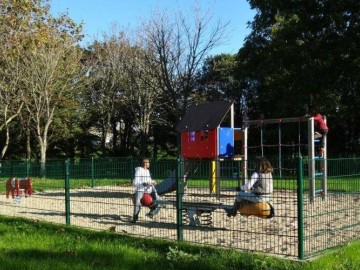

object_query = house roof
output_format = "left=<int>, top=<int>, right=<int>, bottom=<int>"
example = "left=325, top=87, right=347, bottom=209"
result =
left=176, top=101, right=233, bottom=132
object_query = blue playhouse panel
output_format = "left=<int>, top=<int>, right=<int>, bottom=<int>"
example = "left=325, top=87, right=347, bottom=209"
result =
left=219, top=128, right=234, bottom=157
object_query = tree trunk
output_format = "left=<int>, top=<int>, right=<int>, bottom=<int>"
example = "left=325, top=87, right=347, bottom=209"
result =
left=139, top=131, right=148, bottom=157
left=38, top=136, right=47, bottom=178
left=112, top=121, right=119, bottom=156
left=0, top=124, right=10, bottom=159
left=25, top=125, right=31, bottom=160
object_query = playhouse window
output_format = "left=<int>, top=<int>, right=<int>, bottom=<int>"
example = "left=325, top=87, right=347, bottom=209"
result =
left=200, top=130, right=209, bottom=141
left=189, top=131, right=196, bottom=142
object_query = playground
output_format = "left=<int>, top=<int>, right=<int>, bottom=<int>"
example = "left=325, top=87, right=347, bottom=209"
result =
left=1, top=101, right=360, bottom=259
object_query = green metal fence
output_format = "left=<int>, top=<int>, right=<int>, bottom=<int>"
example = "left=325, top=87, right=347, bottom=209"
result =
left=299, top=157, right=360, bottom=258
left=0, top=157, right=359, bottom=259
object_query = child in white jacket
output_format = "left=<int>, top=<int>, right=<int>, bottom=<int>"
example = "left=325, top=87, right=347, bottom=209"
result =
left=131, top=158, right=160, bottom=223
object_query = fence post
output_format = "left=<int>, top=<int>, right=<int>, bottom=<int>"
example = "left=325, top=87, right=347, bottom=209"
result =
left=91, top=157, right=95, bottom=188
left=176, top=157, right=183, bottom=241
left=65, top=159, right=71, bottom=225
left=297, top=156, right=304, bottom=259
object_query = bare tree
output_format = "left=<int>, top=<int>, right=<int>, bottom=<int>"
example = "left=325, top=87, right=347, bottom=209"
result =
left=85, top=29, right=134, bottom=154
left=19, top=42, right=83, bottom=169
left=121, top=45, right=162, bottom=156
left=86, top=25, right=168, bottom=156
left=138, top=5, right=229, bottom=120
left=0, top=51, right=25, bottom=159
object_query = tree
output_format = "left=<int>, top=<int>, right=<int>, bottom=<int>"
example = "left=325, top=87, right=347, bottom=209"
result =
left=199, top=54, right=244, bottom=123
left=84, top=30, right=136, bottom=156
left=14, top=4, right=84, bottom=168
left=0, top=0, right=85, bottom=163
left=86, top=26, right=168, bottom=157
left=236, top=0, right=360, bottom=154
left=0, top=55, right=24, bottom=159
left=0, top=0, right=39, bottom=159
left=138, top=6, right=229, bottom=122
left=20, top=42, right=83, bottom=165
left=118, top=6, right=230, bottom=158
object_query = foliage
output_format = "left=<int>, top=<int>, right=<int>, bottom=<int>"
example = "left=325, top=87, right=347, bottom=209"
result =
left=166, top=246, right=199, bottom=269
left=1, top=0, right=360, bottom=159
left=0, top=0, right=84, bottom=162
left=199, top=53, right=244, bottom=124
left=236, top=0, right=360, bottom=155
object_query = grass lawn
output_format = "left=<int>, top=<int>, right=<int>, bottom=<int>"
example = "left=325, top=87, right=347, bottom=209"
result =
left=1, top=173, right=359, bottom=194
left=0, top=216, right=359, bottom=270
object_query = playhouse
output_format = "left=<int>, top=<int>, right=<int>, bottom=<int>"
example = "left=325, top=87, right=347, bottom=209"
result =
left=176, top=101, right=243, bottom=159
left=176, top=101, right=244, bottom=196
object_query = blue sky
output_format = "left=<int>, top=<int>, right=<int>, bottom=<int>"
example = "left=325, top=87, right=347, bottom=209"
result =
left=50, top=0, right=256, bottom=55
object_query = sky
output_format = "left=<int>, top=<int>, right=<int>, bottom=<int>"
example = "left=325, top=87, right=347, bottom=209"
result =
left=50, top=0, right=256, bottom=55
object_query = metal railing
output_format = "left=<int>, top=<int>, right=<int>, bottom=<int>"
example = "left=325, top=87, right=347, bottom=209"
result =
left=0, top=157, right=359, bottom=259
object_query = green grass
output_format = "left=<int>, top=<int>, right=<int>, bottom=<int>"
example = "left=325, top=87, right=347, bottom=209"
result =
left=0, top=216, right=359, bottom=270
left=187, top=176, right=360, bottom=193
left=1, top=174, right=359, bottom=194
left=301, top=243, right=360, bottom=270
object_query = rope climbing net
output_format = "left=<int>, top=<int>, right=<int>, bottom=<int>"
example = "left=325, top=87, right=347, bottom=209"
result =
left=242, top=116, right=328, bottom=201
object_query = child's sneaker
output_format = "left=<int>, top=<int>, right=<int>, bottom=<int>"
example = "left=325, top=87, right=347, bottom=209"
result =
left=314, top=132, right=322, bottom=139
left=225, top=207, right=237, bottom=217
left=131, top=214, right=138, bottom=223
left=147, top=203, right=160, bottom=218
